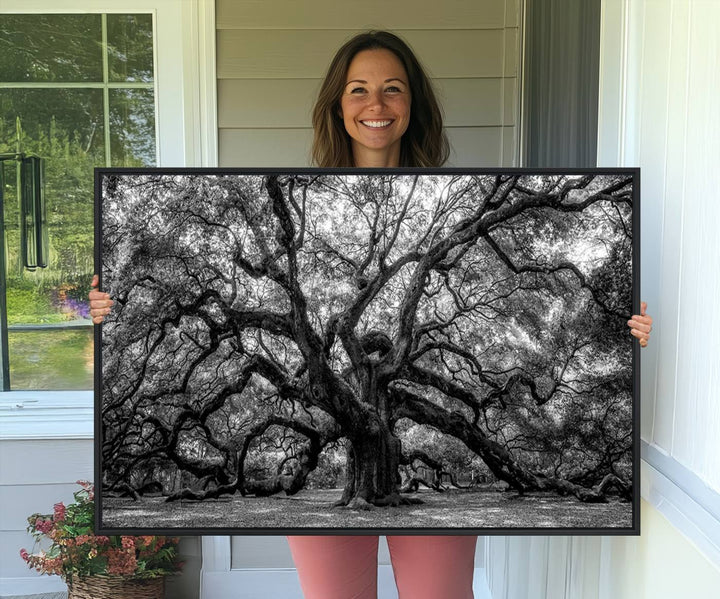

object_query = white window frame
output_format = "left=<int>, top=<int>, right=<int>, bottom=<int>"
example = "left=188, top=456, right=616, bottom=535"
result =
left=0, top=0, right=218, bottom=440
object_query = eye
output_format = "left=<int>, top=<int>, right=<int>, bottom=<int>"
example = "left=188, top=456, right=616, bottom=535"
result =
left=385, top=86, right=403, bottom=93
left=349, top=86, right=367, bottom=94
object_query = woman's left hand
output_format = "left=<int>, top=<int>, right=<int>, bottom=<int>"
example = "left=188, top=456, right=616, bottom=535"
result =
left=628, top=301, right=653, bottom=348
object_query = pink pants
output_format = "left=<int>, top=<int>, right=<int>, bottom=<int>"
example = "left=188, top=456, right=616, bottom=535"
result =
left=287, top=535, right=477, bottom=599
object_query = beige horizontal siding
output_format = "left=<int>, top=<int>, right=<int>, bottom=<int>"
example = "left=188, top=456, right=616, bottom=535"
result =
left=219, top=128, right=314, bottom=166
left=0, top=439, right=92, bottom=485
left=218, top=78, right=517, bottom=128
left=447, top=126, right=516, bottom=167
left=0, top=482, right=84, bottom=529
left=1, top=531, right=43, bottom=577
left=217, top=29, right=516, bottom=79
left=217, top=0, right=518, bottom=30
left=0, top=438, right=93, bottom=579
left=443, top=78, right=517, bottom=127
left=218, top=79, right=320, bottom=129
left=216, top=0, right=521, bottom=170
left=219, top=126, right=514, bottom=168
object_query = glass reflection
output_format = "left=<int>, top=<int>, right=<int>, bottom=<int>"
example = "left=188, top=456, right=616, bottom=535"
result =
left=110, top=88, right=156, bottom=166
left=0, top=14, right=102, bottom=82
left=8, top=329, right=94, bottom=390
left=107, top=14, right=154, bottom=83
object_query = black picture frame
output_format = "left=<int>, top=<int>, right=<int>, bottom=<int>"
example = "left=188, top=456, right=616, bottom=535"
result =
left=95, top=167, right=640, bottom=536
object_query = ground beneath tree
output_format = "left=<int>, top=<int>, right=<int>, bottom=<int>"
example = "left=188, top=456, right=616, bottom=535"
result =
left=102, top=486, right=632, bottom=531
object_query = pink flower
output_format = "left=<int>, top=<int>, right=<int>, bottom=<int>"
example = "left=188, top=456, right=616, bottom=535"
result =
left=121, top=537, right=135, bottom=549
left=137, top=535, right=155, bottom=548
left=19, top=482, right=181, bottom=580
left=42, top=556, right=64, bottom=576
left=34, top=518, right=53, bottom=534
left=53, top=502, right=66, bottom=522
left=107, top=548, right=137, bottom=576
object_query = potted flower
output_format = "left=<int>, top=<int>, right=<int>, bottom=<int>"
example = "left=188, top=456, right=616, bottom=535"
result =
left=20, top=481, right=182, bottom=599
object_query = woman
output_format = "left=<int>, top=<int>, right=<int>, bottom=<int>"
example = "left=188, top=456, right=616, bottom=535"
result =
left=90, top=30, right=652, bottom=599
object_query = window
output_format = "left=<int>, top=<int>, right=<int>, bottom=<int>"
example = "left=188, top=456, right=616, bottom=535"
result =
left=0, top=13, right=156, bottom=391
left=0, top=2, right=216, bottom=436
left=0, top=0, right=217, bottom=448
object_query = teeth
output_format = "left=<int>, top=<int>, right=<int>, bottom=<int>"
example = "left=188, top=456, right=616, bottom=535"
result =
left=362, top=120, right=392, bottom=128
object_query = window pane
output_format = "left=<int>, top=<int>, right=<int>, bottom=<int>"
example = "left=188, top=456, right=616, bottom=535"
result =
left=0, top=14, right=102, bottom=82
left=0, top=88, right=106, bottom=163
left=1, top=88, right=104, bottom=279
left=107, top=14, right=154, bottom=83
left=2, top=89, right=100, bottom=390
left=8, top=329, right=93, bottom=390
left=110, top=89, right=156, bottom=166
left=0, top=89, right=105, bottom=280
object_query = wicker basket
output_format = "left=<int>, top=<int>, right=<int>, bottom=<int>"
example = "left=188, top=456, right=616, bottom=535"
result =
left=67, top=575, right=164, bottom=599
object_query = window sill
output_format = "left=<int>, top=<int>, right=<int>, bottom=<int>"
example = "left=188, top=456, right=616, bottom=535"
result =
left=0, top=391, right=93, bottom=440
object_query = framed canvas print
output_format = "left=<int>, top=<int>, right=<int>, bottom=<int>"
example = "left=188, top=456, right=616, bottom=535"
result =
left=95, top=168, right=639, bottom=535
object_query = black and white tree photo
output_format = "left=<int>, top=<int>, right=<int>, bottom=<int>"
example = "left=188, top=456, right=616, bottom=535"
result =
left=97, top=170, right=637, bottom=533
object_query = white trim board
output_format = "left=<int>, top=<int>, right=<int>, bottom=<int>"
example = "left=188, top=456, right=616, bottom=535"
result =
left=0, top=392, right=93, bottom=440
left=182, top=0, right=218, bottom=167
left=641, top=453, right=720, bottom=568
left=0, top=576, right=66, bottom=598
left=642, top=441, right=720, bottom=523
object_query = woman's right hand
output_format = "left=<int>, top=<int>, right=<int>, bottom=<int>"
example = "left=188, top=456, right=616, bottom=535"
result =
left=89, top=274, right=114, bottom=324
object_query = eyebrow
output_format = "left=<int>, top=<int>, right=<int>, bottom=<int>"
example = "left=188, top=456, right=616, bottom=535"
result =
left=344, top=78, right=407, bottom=86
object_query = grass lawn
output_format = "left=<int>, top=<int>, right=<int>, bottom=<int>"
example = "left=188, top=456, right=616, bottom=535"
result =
left=9, top=328, right=93, bottom=389
left=102, top=486, right=633, bottom=531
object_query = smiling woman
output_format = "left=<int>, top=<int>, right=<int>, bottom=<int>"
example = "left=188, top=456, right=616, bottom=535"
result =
left=311, top=30, right=449, bottom=168
left=87, top=22, right=654, bottom=599
left=339, top=49, right=412, bottom=167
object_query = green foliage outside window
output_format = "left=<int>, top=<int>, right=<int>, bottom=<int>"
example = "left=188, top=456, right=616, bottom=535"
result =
left=0, top=13, right=156, bottom=390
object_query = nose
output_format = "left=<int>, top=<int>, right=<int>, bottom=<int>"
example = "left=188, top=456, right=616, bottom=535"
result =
left=366, top=88, right=386, bottom=111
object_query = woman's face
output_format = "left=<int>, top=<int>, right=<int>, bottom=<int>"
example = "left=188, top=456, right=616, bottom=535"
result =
left=340, top=48, right=411, bottom=167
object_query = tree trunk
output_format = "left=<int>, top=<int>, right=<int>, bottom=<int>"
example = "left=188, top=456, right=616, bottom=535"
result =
left=336, top=423, right=421, bottom=509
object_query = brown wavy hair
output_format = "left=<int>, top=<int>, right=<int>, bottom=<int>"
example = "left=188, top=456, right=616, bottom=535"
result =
left=311, top=31, right=449, bottom=168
